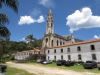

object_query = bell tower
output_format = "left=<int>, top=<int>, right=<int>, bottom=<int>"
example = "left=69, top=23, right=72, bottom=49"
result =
left=46, top=9, right=54, bottom=34
left=42, top=9, right=54, bottom=49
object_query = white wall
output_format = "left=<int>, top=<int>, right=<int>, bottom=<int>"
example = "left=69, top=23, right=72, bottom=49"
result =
left=46, top=41, right=100, bottom=62
left=15, top=53, right=30, bottom=60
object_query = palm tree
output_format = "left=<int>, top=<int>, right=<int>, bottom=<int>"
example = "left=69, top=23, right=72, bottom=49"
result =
left=25, top=34, right=36, bottom=49
left=0, top=0, right=18, bottom=40
left=0, top=0, right=18, bottom=12
left=25, top=34, right=36, bottom=43
left=0, top=0, right=18, bottom=62
left=0, top=27, right=10, bottom=40
left=0, top=13, right=8, bottom=26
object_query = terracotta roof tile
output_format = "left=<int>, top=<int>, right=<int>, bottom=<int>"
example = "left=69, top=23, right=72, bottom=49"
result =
left=48, top=39, right=100, bottom=49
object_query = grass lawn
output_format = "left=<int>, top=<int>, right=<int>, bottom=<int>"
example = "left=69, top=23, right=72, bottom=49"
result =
left=7, top=67, right=36, bottom=75
left=28, top=61, right=100, bottom=73
left=44, top=63, right=100, bottom=73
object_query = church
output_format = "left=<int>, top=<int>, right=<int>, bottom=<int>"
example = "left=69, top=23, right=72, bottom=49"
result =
left=42, top=9, right=81, bottom=49
left=42, top=9, right=100, bottom=62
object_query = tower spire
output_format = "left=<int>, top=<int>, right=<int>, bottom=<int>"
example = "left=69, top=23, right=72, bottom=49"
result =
left=49, top=9, right=52, bottom=14
left=46, top=9, right=54, bottom=34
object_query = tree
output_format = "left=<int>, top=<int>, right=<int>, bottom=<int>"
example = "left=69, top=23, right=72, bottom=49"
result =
left=25, top=34, right=36, bottom=48
left=0, top=27, right=10, bottom=40
left=33, top=39, right=42, bottom=48
left=0, top=13, right=8, bottom=27
left=25, top=34, right=36, bottom=43
left=0, top=0, right=18, bottom=40
left=0, top=41, right=31, bottom=54
left=0, top=13, right=10, bottom=40
left=25, top=34, right=42, bottom=48
left=0, top=0, right=18, bottom=12
left=0, top=0, right=19, bottom=62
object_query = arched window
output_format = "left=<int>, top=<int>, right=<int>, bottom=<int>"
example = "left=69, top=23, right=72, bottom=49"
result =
left=57, top=40, right=59, bottom=46
left=51, top=23, right=53, bottom=27
left=60, top=41, right=62, bottom=45
left=46, top=38, right=48, bottom=43
left=51, top=40, right=53, bottom=47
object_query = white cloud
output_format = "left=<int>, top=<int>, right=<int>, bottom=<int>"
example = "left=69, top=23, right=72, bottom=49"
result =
left=19, top=37, right=28, bottom=43
left=66, top=7, right=100, bottom=33
left=18, top=15, right=45, bottom=25
left=18, top=37, right=25, bottom=42
left=21, top=37, right=25, bottom=41
left=36, top=16, right=45, bottom=23
left=94, top=35, right=100, bottom=39
left=39, top=0, right=54, bottom=8
left=18, top=16, right=35, bottom=25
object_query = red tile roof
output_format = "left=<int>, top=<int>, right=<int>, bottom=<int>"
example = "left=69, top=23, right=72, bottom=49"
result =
left=48, top=39, right=100, bottom=49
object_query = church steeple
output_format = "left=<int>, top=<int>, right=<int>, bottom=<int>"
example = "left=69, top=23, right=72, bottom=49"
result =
left=46, top=9, right=54, bottom=34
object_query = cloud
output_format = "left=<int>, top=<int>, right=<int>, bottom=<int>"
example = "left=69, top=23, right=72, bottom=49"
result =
left=18, top=37, right=25, bottom=42
left=19, top=37, right=28, bottom=43
left=39, top=0, right=54, bottom=8
left=18, top=15, right=45, bottom=25
left=66, top=7, right=100, bottom=33
left=36, top=16, right=45, bottom=23
left=21, top=37, right=25, bottom=41
left=18, top=16, right=35, bottom=25
left=94, top=35, right=100, bottom=39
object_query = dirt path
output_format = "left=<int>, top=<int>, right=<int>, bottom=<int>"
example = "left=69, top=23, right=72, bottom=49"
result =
left=7, top=62, right=100, bottom=75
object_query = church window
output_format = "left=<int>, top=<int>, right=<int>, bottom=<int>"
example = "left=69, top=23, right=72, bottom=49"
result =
left=68, top=55, right=71, bottom=60
left=51, top=40, right=53, bottom=47
left=92, top=54, right=96, bottom=60
left=77, top=46, right=81, bottom=51
left=91, top=45, right=95, bottom=50
left=78, top=54, right=82, bottom=60
left=60, top=41, right=62, bottom=45
left=51, top=23, right=53, bottom=27
left=38, top=52, right=40, bottom=54
left=54, top=56, right=56, bottom=60
left=48, top=50, right=49, bottom=54
left=46, top=38, right=48, bottom=43
left=63, top=42, right=65, bottom=45
left=67, top=48, right=70, bottom=52
left=61, top=48, right=63, bottom=53
left=57, top=40, right=59, bottom=46
left=54, top=49, right=56, bottom=53
left=61, top=55, right=63, bottom=60
left=48, top=56, right=50, bottom=60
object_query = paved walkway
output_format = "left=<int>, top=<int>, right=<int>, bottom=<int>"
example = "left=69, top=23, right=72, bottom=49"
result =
left=7, top=62, right=100, bottom=75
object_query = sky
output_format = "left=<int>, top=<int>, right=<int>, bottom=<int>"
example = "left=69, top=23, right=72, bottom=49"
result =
left=1, top=0, right=100, bottom=41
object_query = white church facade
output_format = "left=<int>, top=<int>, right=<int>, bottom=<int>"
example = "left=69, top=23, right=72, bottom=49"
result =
left=46, top=39, right=100, bottom=62
left=42, top=9, right=100, bottom=62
